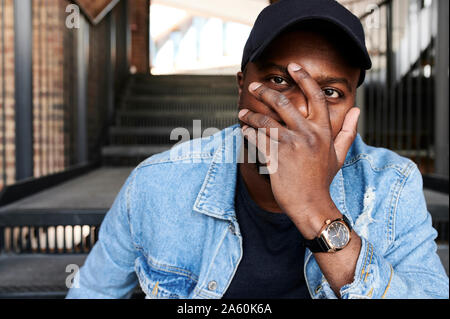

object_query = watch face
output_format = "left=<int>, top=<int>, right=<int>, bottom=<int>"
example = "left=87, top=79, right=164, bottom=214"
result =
left=325, top=221, right=350, bottom=250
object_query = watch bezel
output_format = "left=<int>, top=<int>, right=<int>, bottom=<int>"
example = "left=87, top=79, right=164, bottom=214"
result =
left=321, top=220, right=351, bottom=252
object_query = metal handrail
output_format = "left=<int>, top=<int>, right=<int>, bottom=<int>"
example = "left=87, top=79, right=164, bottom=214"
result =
left=357, top=0, right=446, bottom=185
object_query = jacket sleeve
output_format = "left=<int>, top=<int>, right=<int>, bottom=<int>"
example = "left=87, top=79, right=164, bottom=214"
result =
left=321, top=164, right=449, bottom=299
left=66, top=168, right=139, bottom=299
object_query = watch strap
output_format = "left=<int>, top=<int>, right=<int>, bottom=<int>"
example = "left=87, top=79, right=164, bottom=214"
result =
left=305, top=236, right=330, bottom=253
left=342, top=214, right=352, bottom=231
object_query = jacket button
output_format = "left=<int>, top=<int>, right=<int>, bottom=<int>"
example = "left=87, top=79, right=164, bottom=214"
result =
left=208, top=280, right=218, bottom=291
left=229, top=224, right=236, bottom=235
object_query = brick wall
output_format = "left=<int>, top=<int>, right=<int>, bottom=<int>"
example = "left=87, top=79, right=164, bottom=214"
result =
left=0, top=0, right=16, bottom=190
left=62, top=1, right=78, bottom=169
left=0, top=0, right=135, bottom=191
left=0, top=0, right=113, bottom=189
left=31, top=0, right=67, bottom=178
left=129, top=0, right=149, bottom=73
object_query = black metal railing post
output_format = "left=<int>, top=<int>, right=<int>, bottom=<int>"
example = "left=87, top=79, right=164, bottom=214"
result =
left=76, top=15, right=89, bottom=165
left=1, top=0, right=6, bottom=187
left=359, top=0, right=446, bottom=180
left=385, top=0, right=394, bottom=150
left=434, top=0, right=449, bottom=177
left=14, top=0, right=34, bottom=181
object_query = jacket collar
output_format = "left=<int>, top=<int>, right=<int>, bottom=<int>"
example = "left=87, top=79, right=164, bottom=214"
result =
left=193, top=125, right=242, bottom=221
left=193, top=124, right=356, bottom=225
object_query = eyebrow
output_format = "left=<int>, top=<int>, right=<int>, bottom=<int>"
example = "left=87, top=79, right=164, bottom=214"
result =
left=257, top=62, right=353, bottom=93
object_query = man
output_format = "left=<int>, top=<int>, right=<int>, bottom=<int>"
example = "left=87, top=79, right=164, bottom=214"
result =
left=67, top=0, right=448, bottom=299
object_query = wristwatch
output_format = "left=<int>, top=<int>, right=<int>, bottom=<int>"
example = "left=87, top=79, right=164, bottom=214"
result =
left=304, top=215, right=352, bottom=253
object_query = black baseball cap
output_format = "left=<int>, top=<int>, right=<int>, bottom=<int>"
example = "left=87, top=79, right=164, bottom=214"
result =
left=241, top=0, right=372, bottom=86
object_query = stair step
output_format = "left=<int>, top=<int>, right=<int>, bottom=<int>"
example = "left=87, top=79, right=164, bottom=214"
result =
left=117, top=118, right=238, bottom=129
left=110, top=126, right=183, bottom=135
left=108, top=126, right=218, bottom=145
left=131, top=74, right=237, bottom=83
left=0, top=254, right=145, bottom=298
left=130, top=84, right=238, bottom=96
left=117, top=110, right=237, bottom=118
left=102, top=145, right=172, bottom=157
left=116, top=110, right=238, bottom=128
left=131, top=80, right=237, bottom=87
left=0, top=254, right=87, bottom=297
left=122, top=95, right=238, bottom=112
left=101, top=145, right=173, bottom=166
left=129, top=75, right=238, bottom=95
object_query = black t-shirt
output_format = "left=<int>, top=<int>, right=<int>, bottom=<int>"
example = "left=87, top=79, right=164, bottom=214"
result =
left=222, top=170, right=310, bottom=299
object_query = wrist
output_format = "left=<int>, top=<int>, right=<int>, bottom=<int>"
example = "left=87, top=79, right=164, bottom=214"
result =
left=287, top=196, right=343, bottom=240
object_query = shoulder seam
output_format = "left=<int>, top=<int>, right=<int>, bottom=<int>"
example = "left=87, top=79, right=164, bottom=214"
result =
left=136, top=153, right=215, bottom=169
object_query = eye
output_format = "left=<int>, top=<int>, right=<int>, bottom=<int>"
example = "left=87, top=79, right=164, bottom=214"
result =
left=323, top=88, right=342, bottom=99
left=269, top=76, right=289, bottom=86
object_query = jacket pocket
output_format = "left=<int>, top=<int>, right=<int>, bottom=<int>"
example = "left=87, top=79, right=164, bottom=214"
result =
left=134, top=256, right=198, bottom=299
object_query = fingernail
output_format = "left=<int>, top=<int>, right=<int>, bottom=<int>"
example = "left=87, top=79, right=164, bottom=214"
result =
left=289, top=63, right=302, bottom=72
left=242, top=125, right=249, bottom=131
left=249, top=82, right=262, bottom=92
left=238, top=109, right=249, bottom=118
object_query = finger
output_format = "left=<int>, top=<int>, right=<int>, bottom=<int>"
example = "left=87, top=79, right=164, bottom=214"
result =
left=242, top=125, right=278, bottom=172
left=254, top=127, right=279, bottom=174
left=241, top=125, right=267, bottom=163
left=334, top=107, right=360, bottom=167
left=241, top=125, right=258, bottom=163
left=239, top=102, right=282, bottom=125
left=248, top=82, right=308, bottom=131
left=292, top=89, right=309, bottom=118
left=287, top=63, right=331, bottom=126
left=239, top=108, right=287, bottom=141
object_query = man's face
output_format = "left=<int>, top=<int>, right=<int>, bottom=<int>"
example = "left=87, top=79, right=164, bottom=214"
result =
left=237, top=29, right=360, bottom=140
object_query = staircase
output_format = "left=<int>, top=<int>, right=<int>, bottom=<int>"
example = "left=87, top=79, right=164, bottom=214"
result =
left=102, top=74, right=240, bottom=166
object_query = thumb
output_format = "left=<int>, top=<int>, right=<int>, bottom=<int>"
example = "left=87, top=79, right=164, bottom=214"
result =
left=334, top=107, right=360, bottom=167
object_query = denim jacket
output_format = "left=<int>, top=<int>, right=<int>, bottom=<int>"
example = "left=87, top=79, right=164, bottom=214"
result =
left=66, top=124, right=449, bottom=299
